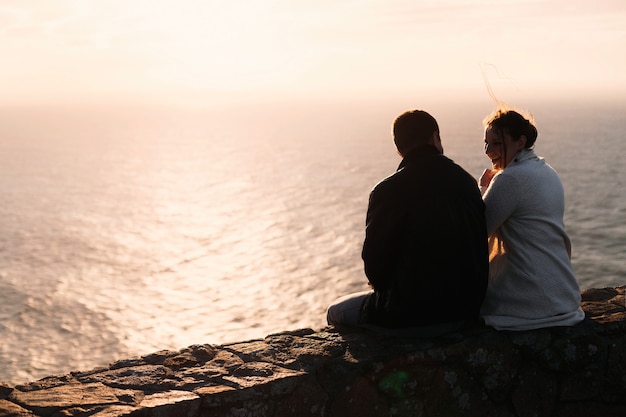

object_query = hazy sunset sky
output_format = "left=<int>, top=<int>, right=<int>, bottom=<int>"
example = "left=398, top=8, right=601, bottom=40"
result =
left=2, top=0, right=625, bottom=105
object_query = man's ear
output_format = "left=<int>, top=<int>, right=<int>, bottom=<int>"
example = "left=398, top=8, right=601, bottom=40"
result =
left=519, top=135, right=528, bottom=149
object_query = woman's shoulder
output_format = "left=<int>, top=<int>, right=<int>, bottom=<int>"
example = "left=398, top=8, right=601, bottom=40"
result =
left=510, top=153, right=562, bottom=184
left=504, top=151, right=554, bottom=177
left=490, top=169, right=521, bottom=189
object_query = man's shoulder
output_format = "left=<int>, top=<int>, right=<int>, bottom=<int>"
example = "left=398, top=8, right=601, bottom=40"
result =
left=434, top=156, right=478, bottom=183
left=372, top=168, right=405, bottom=192
left=421, top=153, right=471, bottom=174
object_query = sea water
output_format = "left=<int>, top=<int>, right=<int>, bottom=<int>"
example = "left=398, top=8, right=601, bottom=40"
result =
left=0, top=98, right=624, bottom=385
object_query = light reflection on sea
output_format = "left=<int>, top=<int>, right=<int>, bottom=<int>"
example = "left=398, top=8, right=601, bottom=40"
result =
left=0, top=99, right=624, bottom=385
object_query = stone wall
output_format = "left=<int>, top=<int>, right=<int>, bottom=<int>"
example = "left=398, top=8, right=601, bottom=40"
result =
left=1, top=286, right=625, bottom=417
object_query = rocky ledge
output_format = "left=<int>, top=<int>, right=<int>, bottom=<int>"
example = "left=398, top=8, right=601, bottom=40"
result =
left=1, top=286, right=625, bottom=417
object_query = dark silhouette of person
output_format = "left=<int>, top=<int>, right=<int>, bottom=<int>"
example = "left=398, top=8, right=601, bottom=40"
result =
left=327, top=109, right=488, bottom=336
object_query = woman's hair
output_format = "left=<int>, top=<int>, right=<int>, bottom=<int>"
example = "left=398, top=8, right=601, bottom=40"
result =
left=483, top=107, right=538, bottom=149
left=393, top=110, right=439, bottom=156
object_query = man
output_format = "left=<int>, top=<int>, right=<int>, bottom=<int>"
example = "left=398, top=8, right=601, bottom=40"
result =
left=327, top=110, right=488, bottom=335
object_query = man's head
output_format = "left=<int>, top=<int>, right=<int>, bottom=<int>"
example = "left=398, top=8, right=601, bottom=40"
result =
left=393, top=110, right=442, bottom=157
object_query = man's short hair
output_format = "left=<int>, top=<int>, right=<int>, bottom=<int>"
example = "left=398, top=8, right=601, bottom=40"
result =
left=393, top=110, right=439, bottom=156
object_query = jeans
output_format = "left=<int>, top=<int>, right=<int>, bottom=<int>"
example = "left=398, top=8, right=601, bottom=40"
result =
left=326, top=290, right=468, bottom=338
left=326, top=290, right=372, bottom=327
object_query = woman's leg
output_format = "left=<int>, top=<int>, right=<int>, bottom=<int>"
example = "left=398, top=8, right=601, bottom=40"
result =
left=326, top=290, right=372, bottom=327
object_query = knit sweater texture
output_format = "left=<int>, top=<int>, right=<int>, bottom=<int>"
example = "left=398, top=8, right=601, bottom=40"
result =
left=480, top=149, right=585, bottom=330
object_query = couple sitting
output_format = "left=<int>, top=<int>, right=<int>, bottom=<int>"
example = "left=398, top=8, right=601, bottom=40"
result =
left=327, top=108, right=585, bottom=335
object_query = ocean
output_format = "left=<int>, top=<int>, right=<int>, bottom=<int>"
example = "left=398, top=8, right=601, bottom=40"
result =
left=0, top=97, right=624, bottom=385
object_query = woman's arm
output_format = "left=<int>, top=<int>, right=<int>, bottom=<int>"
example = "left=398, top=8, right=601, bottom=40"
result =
left=482, top=172, right=521, bottom=236
left=479, top=168, right=497, bottom=195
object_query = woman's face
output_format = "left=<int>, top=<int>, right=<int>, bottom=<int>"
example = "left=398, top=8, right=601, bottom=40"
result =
left=483, top=127, right=525, bottom=170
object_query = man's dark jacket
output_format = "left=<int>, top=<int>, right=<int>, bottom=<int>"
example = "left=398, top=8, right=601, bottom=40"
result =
left=360, top=144, right=488, bottom=328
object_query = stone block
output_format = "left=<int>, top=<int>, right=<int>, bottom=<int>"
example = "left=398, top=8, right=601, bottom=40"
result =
left=1, top=286, right=625, bottom=417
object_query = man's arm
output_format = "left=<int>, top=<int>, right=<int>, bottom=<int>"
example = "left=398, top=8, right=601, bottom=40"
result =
left=361, top=181, right=404, bottom=290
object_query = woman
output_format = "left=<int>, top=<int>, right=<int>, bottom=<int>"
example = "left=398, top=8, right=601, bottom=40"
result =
left=479, top=107, right=585, bottom=330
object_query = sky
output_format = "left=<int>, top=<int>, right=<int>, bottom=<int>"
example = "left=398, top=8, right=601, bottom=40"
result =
left=1, top=0, right=625, bottom=106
